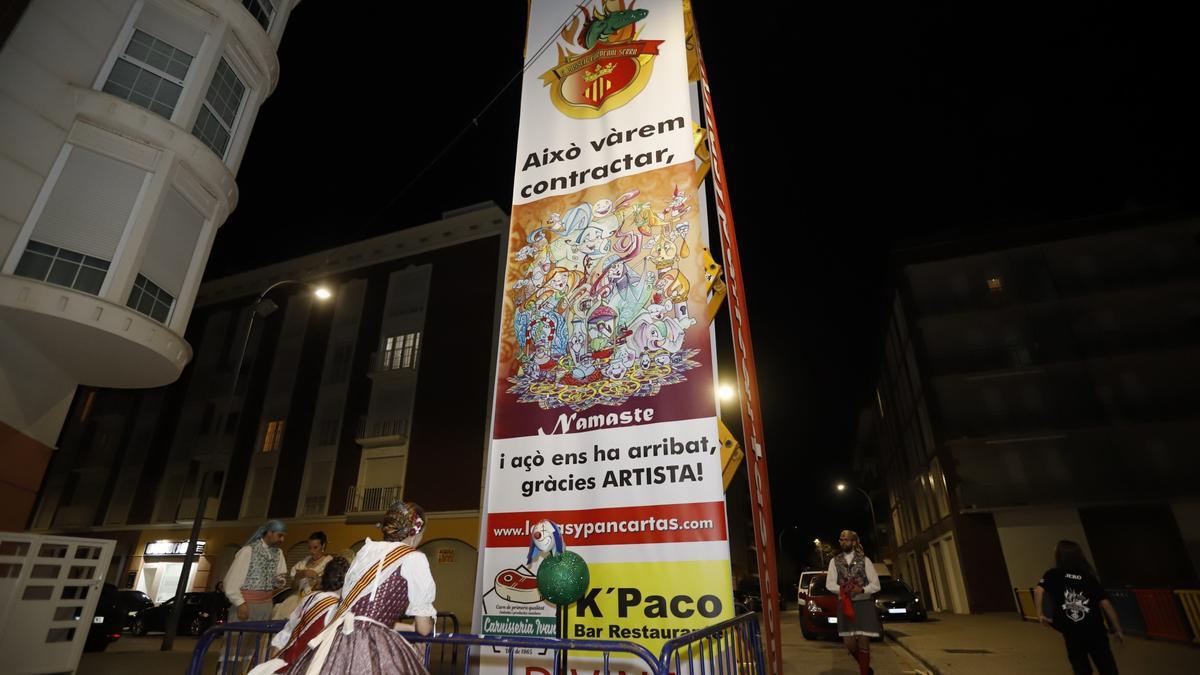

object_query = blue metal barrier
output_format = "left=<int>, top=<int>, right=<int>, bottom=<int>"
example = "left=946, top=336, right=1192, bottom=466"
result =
left=186, top=614, right=462, bottom=675
left=658, top=613, right=766, bottom=675
left=188, top=620, right=285, bottom=675
left=403, top=632, right=660, bottom=675
left=1107, top=588, right=1147, bottom=637
left=188, top=612, right=765, bottom=675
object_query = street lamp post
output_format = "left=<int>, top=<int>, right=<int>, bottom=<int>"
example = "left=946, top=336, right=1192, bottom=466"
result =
left=161, top=280, right=331, bottom=651
left=776, top=524, right=799, bottom=554
left=836, top=482, right=879, bottom=555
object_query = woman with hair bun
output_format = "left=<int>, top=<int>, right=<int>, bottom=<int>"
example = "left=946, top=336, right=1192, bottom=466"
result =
left=285, top=501, right=436, bottom=674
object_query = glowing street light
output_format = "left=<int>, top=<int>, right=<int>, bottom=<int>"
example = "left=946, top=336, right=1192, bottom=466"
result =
left=718, top=384, right=735, bottom=401
left=834, top=482, right=878, bottom=556
left=162, top=278, right=332, bottom=651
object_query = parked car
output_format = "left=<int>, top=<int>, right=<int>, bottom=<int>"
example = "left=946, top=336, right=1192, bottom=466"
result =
left=132, top=592, right=230, bottom=636
left=874, top=577, right=927, bottom=621
left=795, top=570, right=825, bottom=605
left=84, top=583, right=123, bottom=652
left=799, top=573, right=839, bottom=640
left=800, top=573, right=893, bottom=640
left=735, top=577, right=762, bottom=612
left=116, top=589, right=153, bottom=630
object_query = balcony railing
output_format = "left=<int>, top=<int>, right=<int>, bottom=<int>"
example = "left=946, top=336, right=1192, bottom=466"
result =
left=345, top=485, right=402, bottom=514
left=356, top=416, right=410, bottom=443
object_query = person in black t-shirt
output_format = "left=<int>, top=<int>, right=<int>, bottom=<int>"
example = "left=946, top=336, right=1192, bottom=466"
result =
left=1035, top=540, right=1124, bottom=675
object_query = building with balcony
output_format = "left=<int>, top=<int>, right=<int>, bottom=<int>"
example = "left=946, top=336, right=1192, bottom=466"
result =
left=0, top=0, right=301, bottom=530
left=862, top=214, right=1200, bottom=613
left=28, top=203, right=507, bottom=625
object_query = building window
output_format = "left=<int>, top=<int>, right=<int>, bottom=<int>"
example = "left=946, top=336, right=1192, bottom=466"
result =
left=262, top=419, right=285, bottom=453
left=241, top=0, right=275, bottom=31
left=192, top=59, right=246, bottom=158
left=126, top=273, right=175, bottom=323
left=14, top=241, right=110, bottom=295
left=382, top=332, right=421, bottom=370
left=101, top=29, right=192, bottom=120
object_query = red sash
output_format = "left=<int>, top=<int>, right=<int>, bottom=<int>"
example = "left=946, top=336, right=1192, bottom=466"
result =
left=279, top=594, right=339, bottom=662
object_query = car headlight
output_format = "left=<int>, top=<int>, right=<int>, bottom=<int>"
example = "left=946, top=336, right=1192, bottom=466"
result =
left=807, top=601, right=822, bottom=614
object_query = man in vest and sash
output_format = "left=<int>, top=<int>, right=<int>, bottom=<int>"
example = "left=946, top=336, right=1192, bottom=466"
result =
left=825, top=529, right=883, bottom=675
left=224, top=520, right=288, bottom=621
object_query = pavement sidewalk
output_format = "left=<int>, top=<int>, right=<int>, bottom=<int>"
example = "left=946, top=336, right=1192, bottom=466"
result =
left=884, top=612, right=1200, bottom=674
left=78, top=634, right=232, bottom=675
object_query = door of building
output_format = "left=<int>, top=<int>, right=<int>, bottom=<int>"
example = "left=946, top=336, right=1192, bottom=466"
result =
left=0, top=533, right=114, bottom=675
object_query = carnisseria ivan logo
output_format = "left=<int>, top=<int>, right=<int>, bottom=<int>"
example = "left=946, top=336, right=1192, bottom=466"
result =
left=541, top=1, right=664, bottom=119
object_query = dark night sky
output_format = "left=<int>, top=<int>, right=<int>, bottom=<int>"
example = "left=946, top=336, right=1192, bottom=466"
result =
left=207, top=3, right=1199, bottom=570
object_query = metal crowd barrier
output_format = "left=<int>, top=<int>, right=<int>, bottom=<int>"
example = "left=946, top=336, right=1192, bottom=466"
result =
left=188, top=612, right=766, bottom=675
left=657, top=612, right=766, bottom=675
left=1131, top=588, right=1192, bottom=643
left=188, top=620, right=282, bottom=675
left=187, top=613, right=463, bottom=675
left=403, top=631, right=660, bottom=675
left=1011, top=587, right=1038, bottom=621
left=1174, top=590, right=1200, bottom=644
left=419, top=613, right=463, bottom=675
left=1106, top=588, right=1146, bottom=637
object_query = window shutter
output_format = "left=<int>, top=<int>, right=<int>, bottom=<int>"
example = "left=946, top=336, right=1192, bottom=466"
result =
left=140, top=188, right=204, bottom=296
left=32, top=147, right=146, bottom=260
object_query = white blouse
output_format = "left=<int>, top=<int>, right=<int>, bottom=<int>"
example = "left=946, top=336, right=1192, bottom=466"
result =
left=344, top=539, right=437, bottom=618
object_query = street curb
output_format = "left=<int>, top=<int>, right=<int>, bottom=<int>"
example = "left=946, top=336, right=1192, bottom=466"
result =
left=885, top=629, right=940, bottom=675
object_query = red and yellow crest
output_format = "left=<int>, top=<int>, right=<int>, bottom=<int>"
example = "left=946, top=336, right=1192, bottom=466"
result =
left=540, top=1, right=663, bottom=119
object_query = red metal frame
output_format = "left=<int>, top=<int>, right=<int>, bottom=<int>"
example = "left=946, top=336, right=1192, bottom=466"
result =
left=695, top=40, right=783, bottom=675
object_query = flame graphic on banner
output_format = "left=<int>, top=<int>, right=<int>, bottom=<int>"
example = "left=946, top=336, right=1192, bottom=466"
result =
left=540, top=1, right=662, bottom=118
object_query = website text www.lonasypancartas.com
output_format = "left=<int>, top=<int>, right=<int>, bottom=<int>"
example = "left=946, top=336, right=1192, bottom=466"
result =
left=494, top=517, right=716, bottom=540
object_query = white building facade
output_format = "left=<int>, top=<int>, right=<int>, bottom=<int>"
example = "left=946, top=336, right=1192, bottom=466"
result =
left=0, top=0, right=301, bottom=530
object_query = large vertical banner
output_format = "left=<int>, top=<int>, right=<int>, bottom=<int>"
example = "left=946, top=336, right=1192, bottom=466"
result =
left=478, top=0, right=732, bottom=667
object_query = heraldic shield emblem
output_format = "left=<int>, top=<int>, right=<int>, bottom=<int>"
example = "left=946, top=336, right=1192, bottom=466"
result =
left=541, top=1, right=664, bottom=119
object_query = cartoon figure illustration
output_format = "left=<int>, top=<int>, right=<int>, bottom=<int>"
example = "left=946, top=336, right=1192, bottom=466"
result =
left=507, top=183, right=702, bottom=410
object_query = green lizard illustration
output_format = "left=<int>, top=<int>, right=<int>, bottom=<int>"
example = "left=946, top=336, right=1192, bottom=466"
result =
left=583, top=8, right=649, bottom=50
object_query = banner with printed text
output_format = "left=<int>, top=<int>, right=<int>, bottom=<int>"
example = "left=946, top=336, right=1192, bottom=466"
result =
left=477, top=0, right=732, bottom=671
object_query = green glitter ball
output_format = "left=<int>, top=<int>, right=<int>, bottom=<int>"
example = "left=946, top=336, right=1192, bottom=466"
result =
left=536, top=551, right=590, bottom=605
